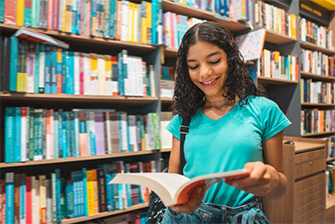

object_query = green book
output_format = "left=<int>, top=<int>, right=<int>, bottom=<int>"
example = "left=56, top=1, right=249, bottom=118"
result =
left=0, top=0, right=4, bottom=22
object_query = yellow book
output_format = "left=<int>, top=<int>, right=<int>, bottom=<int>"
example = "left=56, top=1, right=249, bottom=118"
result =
left=65, top=0, right=73, bottom=33
left=147, top=2, right=152, bottom=44
left=90, top=53, right=98, bottom=95
left=141, top=1, right=148, bottom=44
left=17, top=0, right=24, bottom=26
left=62, top=0, right=67, bottom=32
left=289, top=14, right=296, bottom=39
left=86, top=170, right=95, bottom=216
left=104, top=55, right=112, bottom=96
left=128, top=2, right=134, bottom=42
left=39, top=175, right=46, bottom=224
left=133, top=3, right=139, bottom=43
left=92, top=169, right=99, bottom=214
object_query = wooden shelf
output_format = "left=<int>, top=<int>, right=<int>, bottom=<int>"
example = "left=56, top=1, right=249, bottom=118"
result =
left=300, top=42, right=335, bottom=55
left=301, top=71, right=335, bottom=82
left=302, top=131, right=335, bottom=137
left=257, top=76, right=298, bottom=85
left=162, top=0, right=250, bottom=33
left=161, top=148, right=172, bottom=153
left=310, top=0, right=335, bottom=11
left=327, top=157, right=335, bottom=162
left=164, top=47, right=178, bottom=58
left=301, top=102, right=335, bottom=107
left=61, top=203, right=148, bottom=224
left=0, top=92, right=158, bottom=106
left=293, top=141, right=325, bottom=154
left=327, top=194, right=335, bottom=210
left=0, top=150, right=160, bottom=168
left=161, top=97, right=173, bottom=104
left=0, top=23, right=157, bottom=55
left=265, top=30, right=297, bottom=45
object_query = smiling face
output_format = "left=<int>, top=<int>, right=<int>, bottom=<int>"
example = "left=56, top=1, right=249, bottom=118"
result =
left=186, top=41, right=228, bottom=102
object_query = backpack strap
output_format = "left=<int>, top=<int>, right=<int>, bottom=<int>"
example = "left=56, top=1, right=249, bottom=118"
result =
left=179, top=117, right=191, bottom=175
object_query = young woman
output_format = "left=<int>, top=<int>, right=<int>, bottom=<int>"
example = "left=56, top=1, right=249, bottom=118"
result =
left=162, top=21, right=291, bottom=223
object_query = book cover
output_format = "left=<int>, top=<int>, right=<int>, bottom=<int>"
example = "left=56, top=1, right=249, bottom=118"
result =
left=235, top=29, right=266, bottom=61
left=110, top=169, right=250, bottom=207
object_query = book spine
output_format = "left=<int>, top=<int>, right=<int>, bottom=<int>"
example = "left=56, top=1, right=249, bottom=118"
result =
left=25, top=176, right=32, bottom=224
left=97, top=168, right=106, bottom=212
left=65, top=180, right=74, bottom=219
left=9, top=37, right=18, bottom=92
left=6, top=173, right=14, bottom=224
left=19, top=173, right=26, bottom=224
left=82, top=168, right=88, bottom=216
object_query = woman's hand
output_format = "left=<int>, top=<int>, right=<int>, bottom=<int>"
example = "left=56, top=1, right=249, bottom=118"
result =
left=225, top=161, right=285, bottom=198
left=170, top=184, right=207, bottom=214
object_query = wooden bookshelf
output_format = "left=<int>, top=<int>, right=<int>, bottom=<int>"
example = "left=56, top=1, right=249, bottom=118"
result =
left=164, top=47, right=178, bottom=58
left=301, top=71, right=335, bottom=82
left=300, top=42, right=335, bottom=55
left=161, top=97, right=173, bottom=103
left=161, top=148, right=172, bottom=153
left=162, top=0, right=250, bottom=33
left=265, top=30, right=296, bottom=45
left=327, top=157, right=335, bottom=162
left=301, top=102, right=335, bottom=107
left=0, top=23, right=157, bottom=55
left=310, top=0, right=335, bottom=11
left=0, top=151, right=160, bottom=168
left=302, top=131, right=335, bottom=137
left=0, top=92, right=158, bottom=106
left=257, top=76, right=298, bottom=85
left=61, top=203, right=148, bottom=224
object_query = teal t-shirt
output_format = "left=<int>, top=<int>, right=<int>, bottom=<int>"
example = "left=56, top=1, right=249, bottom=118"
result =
left=166, top=96, right=291, bottom=207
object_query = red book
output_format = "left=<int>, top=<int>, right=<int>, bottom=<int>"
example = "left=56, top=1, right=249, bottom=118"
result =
left=14, top=174, right=20, bottom=224
left=25, top=177, right=32, bottom=224
left=53, top=0, right=59, bottom=30
left=47, top=0, right=53, bottom=30
left=0, top=180, right=5, bottom=224
left=4, top=0, right=17, bottom=24
left=79, top=53, right=84, bottom=95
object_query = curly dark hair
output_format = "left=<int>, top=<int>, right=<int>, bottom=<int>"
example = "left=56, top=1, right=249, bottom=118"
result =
left=172, top=21, right=266, bottom=119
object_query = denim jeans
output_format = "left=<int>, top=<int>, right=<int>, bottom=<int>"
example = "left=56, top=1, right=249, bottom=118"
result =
left=161, top=197, right=270, bottom=224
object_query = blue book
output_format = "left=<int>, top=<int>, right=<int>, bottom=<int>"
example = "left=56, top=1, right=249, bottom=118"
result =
left=151, top=0, right=157, bottom=45
left=65, top=51, right=71, bottom=94
left=118, top=112, right=124, bottom=153
left=82, top=168, right=88, bottom=216
left=5, top=172, right=14, bottom=224
left=65, top=112, right=72, bottom=157
left=117, top=53, right=123, bottom=96
left=5, top=108, right=15, bottom=163
left=90, top=0, right=97, bottom=36
left=61, top=50, right=67, bottom=94
left=66, top=180, right=74, bottom=219
left=77, top=0, right=81, bottom=35
left=20, top=174, right=26, bottom=223
left=34, top=43, right=40, bottom=93
left=55, top=168, right=62, bottom=223
left=72, top=0, right=78, bottom=34
left=9, top=36, right=18, bottom=92
left=110, top=0, right=115, bottom=38
left=0, top=0, right=4, bottom=22
left=15, top=107, right=21, bottom=162
left=71, top=171, right=79, bottom=218
left=88, top=112, right=96, bottom=156
left=69, top=51, right=75, bottom=95
left=44, top=45, right=52, bottom=94
left=51, top=46, right=58, bottom=94
left=69, top=111, right=76, bottom=157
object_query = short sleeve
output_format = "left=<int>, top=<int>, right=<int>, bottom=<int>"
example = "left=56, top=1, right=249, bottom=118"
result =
left=261, top=99, right=292, bottom=141
left=166, top=115, right=183, bottom=140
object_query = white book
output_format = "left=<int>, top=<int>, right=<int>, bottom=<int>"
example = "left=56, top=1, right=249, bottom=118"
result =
left=50, top=109, right=54, bottom=159
left=136, top=57, right=143, bottom=96
left=39, top=46, right=45, bottom=92
left=21, top=107, right=27, bottom=162
left=133, top=4, right=139, bottom=43
left=89, top=53, right=99, bottom=95
left=46, top=179, right=52, bottom=223
left=58, top=0, right=63, bottom=31
left=14, top=27, right=69, bottom=49
left=97, top=55, right=105, bottom=95
left=74, top=111, right=80, bottom=157
left=110, top=169, right=250, bottom=207
left=74, top=52, right=80, bottom=95
left=33, top=179, right=40, bottom=224
left=127, top=115, right=138, bottom=152
left=127, top=3, right=134, bottom=42
left=149, top=65, right=156, bottom=97
left=121, top=0, right=129, bottom=41
left=119, top=111, right=129, bottom=152
left=105, top=112, right=112, bottom=154
left=39, top=176, right=46, bottom=224
left=53, top=111, right=59, bottom=159
left=27, top=43, right=35, bottom=93
left=84, top=53, right=90, bottom=95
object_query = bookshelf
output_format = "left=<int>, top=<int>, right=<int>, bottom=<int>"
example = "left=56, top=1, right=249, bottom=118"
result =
left=0, top=0, right=334, bottom=223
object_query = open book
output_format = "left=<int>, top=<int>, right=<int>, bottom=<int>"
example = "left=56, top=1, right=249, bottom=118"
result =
left=109, top=169, right=249, bottom=207
left=13, top=27, right=69, bottom=49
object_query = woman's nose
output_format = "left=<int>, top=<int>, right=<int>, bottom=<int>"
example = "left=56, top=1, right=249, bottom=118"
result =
left=199, top=65, right=213, bottom=78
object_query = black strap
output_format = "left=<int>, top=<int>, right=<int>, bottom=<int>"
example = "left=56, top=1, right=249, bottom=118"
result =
left=179, top=117, right=191, bottom=175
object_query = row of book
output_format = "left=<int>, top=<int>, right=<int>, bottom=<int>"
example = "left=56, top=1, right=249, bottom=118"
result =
left=255, top=0, right=296, bottom=39
left=300, top=109, right=335, bottom=135
left=0, top=36, right=157, bottom=97
left=259, top=49, right=298, bottom=81
left=300, top=79, right=335, bottom=104
left=1, top=0, right=162, bottom=45
left=160, top=65, right=175, bottom=98
left=300, top=17, right=334, bottom=50
left=0, top=160, right=156, bottom=223
left=4, top=107, right=162, bottom=163
left=300, top=49, right=335, bottom=76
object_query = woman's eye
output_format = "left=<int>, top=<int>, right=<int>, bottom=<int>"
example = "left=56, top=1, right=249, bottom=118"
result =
left=189, top=65, right=199, bottom=70
left=210, top=59, right=221, bottom=64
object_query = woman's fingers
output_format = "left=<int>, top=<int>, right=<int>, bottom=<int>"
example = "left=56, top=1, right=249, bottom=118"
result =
left=170, top=185, right=205, bottom=214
